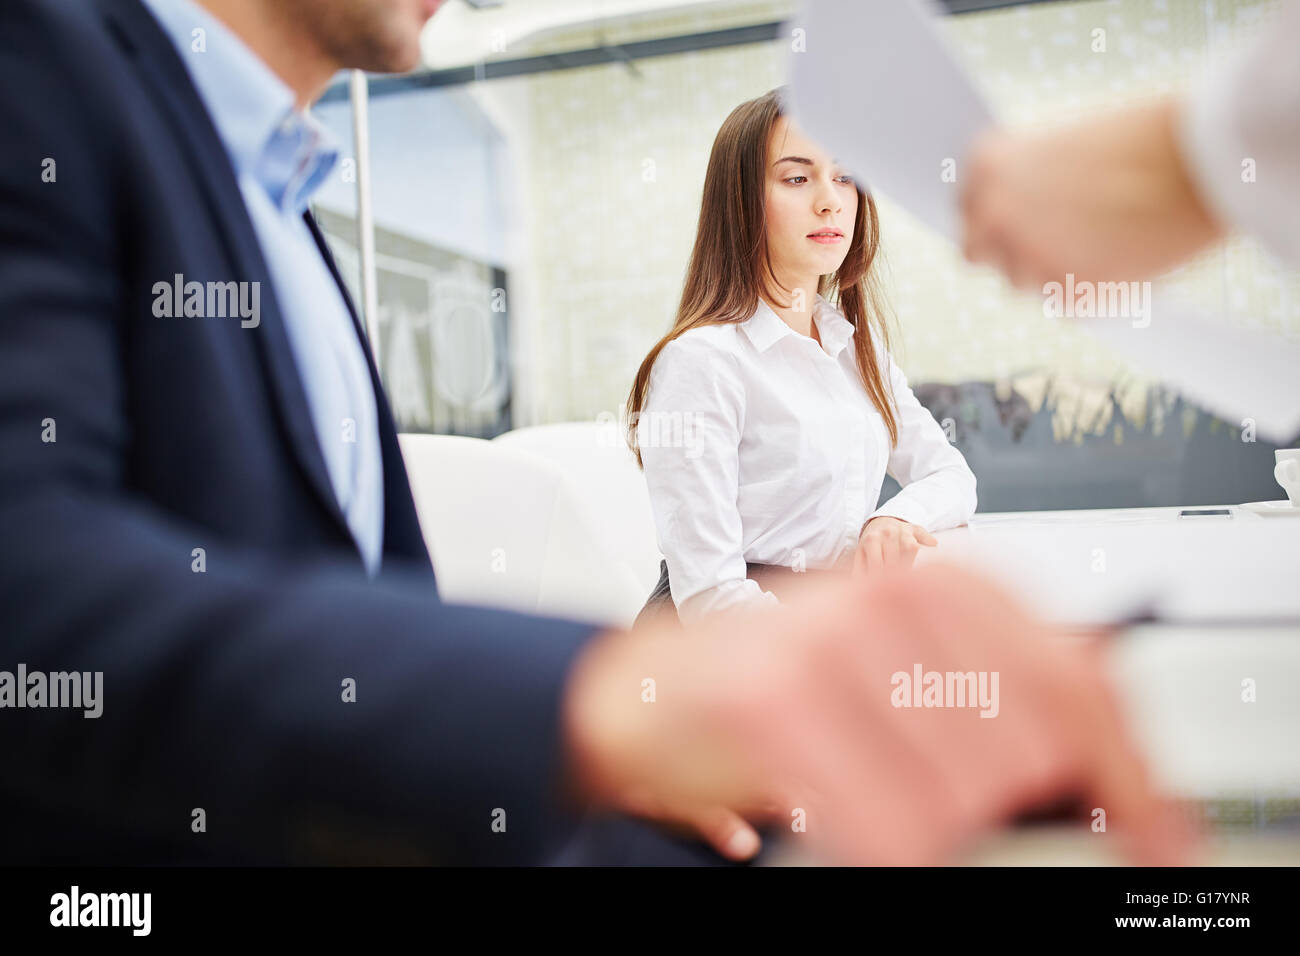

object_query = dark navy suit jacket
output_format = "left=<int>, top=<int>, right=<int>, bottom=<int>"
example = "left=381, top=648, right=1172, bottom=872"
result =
left=0, top=0, right=608, bottom=865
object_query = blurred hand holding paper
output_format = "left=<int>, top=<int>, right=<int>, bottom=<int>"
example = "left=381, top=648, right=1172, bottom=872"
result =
left=787, top=0, right=1300, bottom=441
left=788, top=0, right=985, bottom=244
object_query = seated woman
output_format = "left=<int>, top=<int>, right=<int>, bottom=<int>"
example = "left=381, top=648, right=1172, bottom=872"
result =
left=627, top=87, right=977, bottom=626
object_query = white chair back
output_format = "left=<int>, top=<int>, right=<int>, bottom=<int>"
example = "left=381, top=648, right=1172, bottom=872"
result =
left=397, top=432, right=649, bottom=627
left=492, top=420, right=662, bottom=597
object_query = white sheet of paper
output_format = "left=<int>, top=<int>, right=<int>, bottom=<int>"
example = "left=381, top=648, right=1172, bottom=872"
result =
left=787, top=0, right=1300, bottom=441
left=1085, top=289, right=1300, bottom=440
left=788, top=0, right=986, bottom=243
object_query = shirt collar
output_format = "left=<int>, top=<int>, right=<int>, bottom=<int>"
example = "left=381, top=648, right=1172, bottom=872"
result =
left=741, top=294, right=856, bottom=358
left=140, top=0, right=339, bottom=215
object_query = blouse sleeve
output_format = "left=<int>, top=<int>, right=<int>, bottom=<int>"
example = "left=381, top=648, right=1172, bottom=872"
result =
left=867, top=348, right=978, bottom=532
left=638, top=335, right=778, bottom=624
left=1177, top=0, right=1300, bottom=268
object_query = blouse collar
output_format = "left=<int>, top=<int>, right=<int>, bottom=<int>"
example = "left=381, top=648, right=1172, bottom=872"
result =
left=741, top=293, right=856, bottom=358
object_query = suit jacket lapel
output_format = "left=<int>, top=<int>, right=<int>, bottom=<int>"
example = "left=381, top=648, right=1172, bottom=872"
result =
left=302, top=212, right=436, bottom=580
left=102, top=0, right=355, bottom=555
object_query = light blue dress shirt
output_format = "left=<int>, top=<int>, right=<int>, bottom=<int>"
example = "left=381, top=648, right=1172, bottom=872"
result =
left=142, top=0, right=384, bottom=576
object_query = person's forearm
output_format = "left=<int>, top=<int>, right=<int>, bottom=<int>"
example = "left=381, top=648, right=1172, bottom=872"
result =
left=678, top=576, right=780, bottom=625
left=869, top=464, right=978, bottom=533
left=0, top=492, right=598, bottom=864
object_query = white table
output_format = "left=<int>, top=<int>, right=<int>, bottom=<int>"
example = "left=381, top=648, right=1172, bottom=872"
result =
left=928, top=503, right=1299, bottom=628
left=918, top=505, right=1299, bottom=865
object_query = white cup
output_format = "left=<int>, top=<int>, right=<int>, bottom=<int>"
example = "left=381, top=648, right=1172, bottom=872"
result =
left=1275, top=449, right=1300, bottom=507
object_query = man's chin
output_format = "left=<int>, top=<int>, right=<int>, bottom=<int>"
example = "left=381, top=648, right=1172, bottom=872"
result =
left=392, top=46, right=424, bottom=74
left=360, top=36, right=424, bottom=76
left=393, top=20, right=428, bottom=72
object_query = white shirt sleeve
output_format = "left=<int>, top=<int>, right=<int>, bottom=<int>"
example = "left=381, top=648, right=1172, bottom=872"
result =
left=1178, top=0, right=1300, bottom=269
left=638, top=336, right=779, bottom=624
left=867, top=350, right=978, bottom=532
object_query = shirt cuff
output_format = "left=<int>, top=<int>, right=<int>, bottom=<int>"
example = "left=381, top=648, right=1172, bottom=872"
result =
left=1178, top=73, right=1244, bottom=245
left=677, top=577, right=779, bottom=625
left=866, top=498, right=936, bottom=531
left=1176, top=37, right=1300, bottom=268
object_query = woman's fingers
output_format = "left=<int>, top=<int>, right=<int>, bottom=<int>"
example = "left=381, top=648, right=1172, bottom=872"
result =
left=882, top=528, right=903, bottom=567
left=864, top=535, right=885, bottom=573
left=896, top=536, right=916, bottom=569
left=859, top=521, right=937, bottom=572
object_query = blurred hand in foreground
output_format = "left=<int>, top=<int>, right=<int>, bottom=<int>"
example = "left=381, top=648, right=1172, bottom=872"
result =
left=563, top=562, right=1193, bottom=865
left=960, top=98, right=1223, bottom=292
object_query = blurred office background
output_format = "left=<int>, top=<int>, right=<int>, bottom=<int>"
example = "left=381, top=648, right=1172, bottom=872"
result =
left=309, top=0, right=1298, bottom=511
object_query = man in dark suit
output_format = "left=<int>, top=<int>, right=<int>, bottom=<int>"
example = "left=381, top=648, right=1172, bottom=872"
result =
left=0, top=0, right=1184, bottom=866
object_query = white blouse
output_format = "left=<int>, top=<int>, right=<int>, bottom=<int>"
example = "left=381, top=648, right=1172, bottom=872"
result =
left=638, top=294, right=977, bottom=624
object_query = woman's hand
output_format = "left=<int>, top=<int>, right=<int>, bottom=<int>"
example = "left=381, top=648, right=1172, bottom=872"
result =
left=853, top=516, right=937, bottom=575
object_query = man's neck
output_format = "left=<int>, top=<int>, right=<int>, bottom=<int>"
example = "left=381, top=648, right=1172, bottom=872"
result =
left=198, top=0, right=336, bottom=108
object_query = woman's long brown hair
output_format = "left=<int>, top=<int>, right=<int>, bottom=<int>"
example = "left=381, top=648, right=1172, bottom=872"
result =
left=624, top=87, right=898, bottom=467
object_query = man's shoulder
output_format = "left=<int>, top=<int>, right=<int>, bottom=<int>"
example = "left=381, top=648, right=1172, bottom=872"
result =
left=2, top=0, right=114, bottom=47
left=0, top=0, right=138, bottom=112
